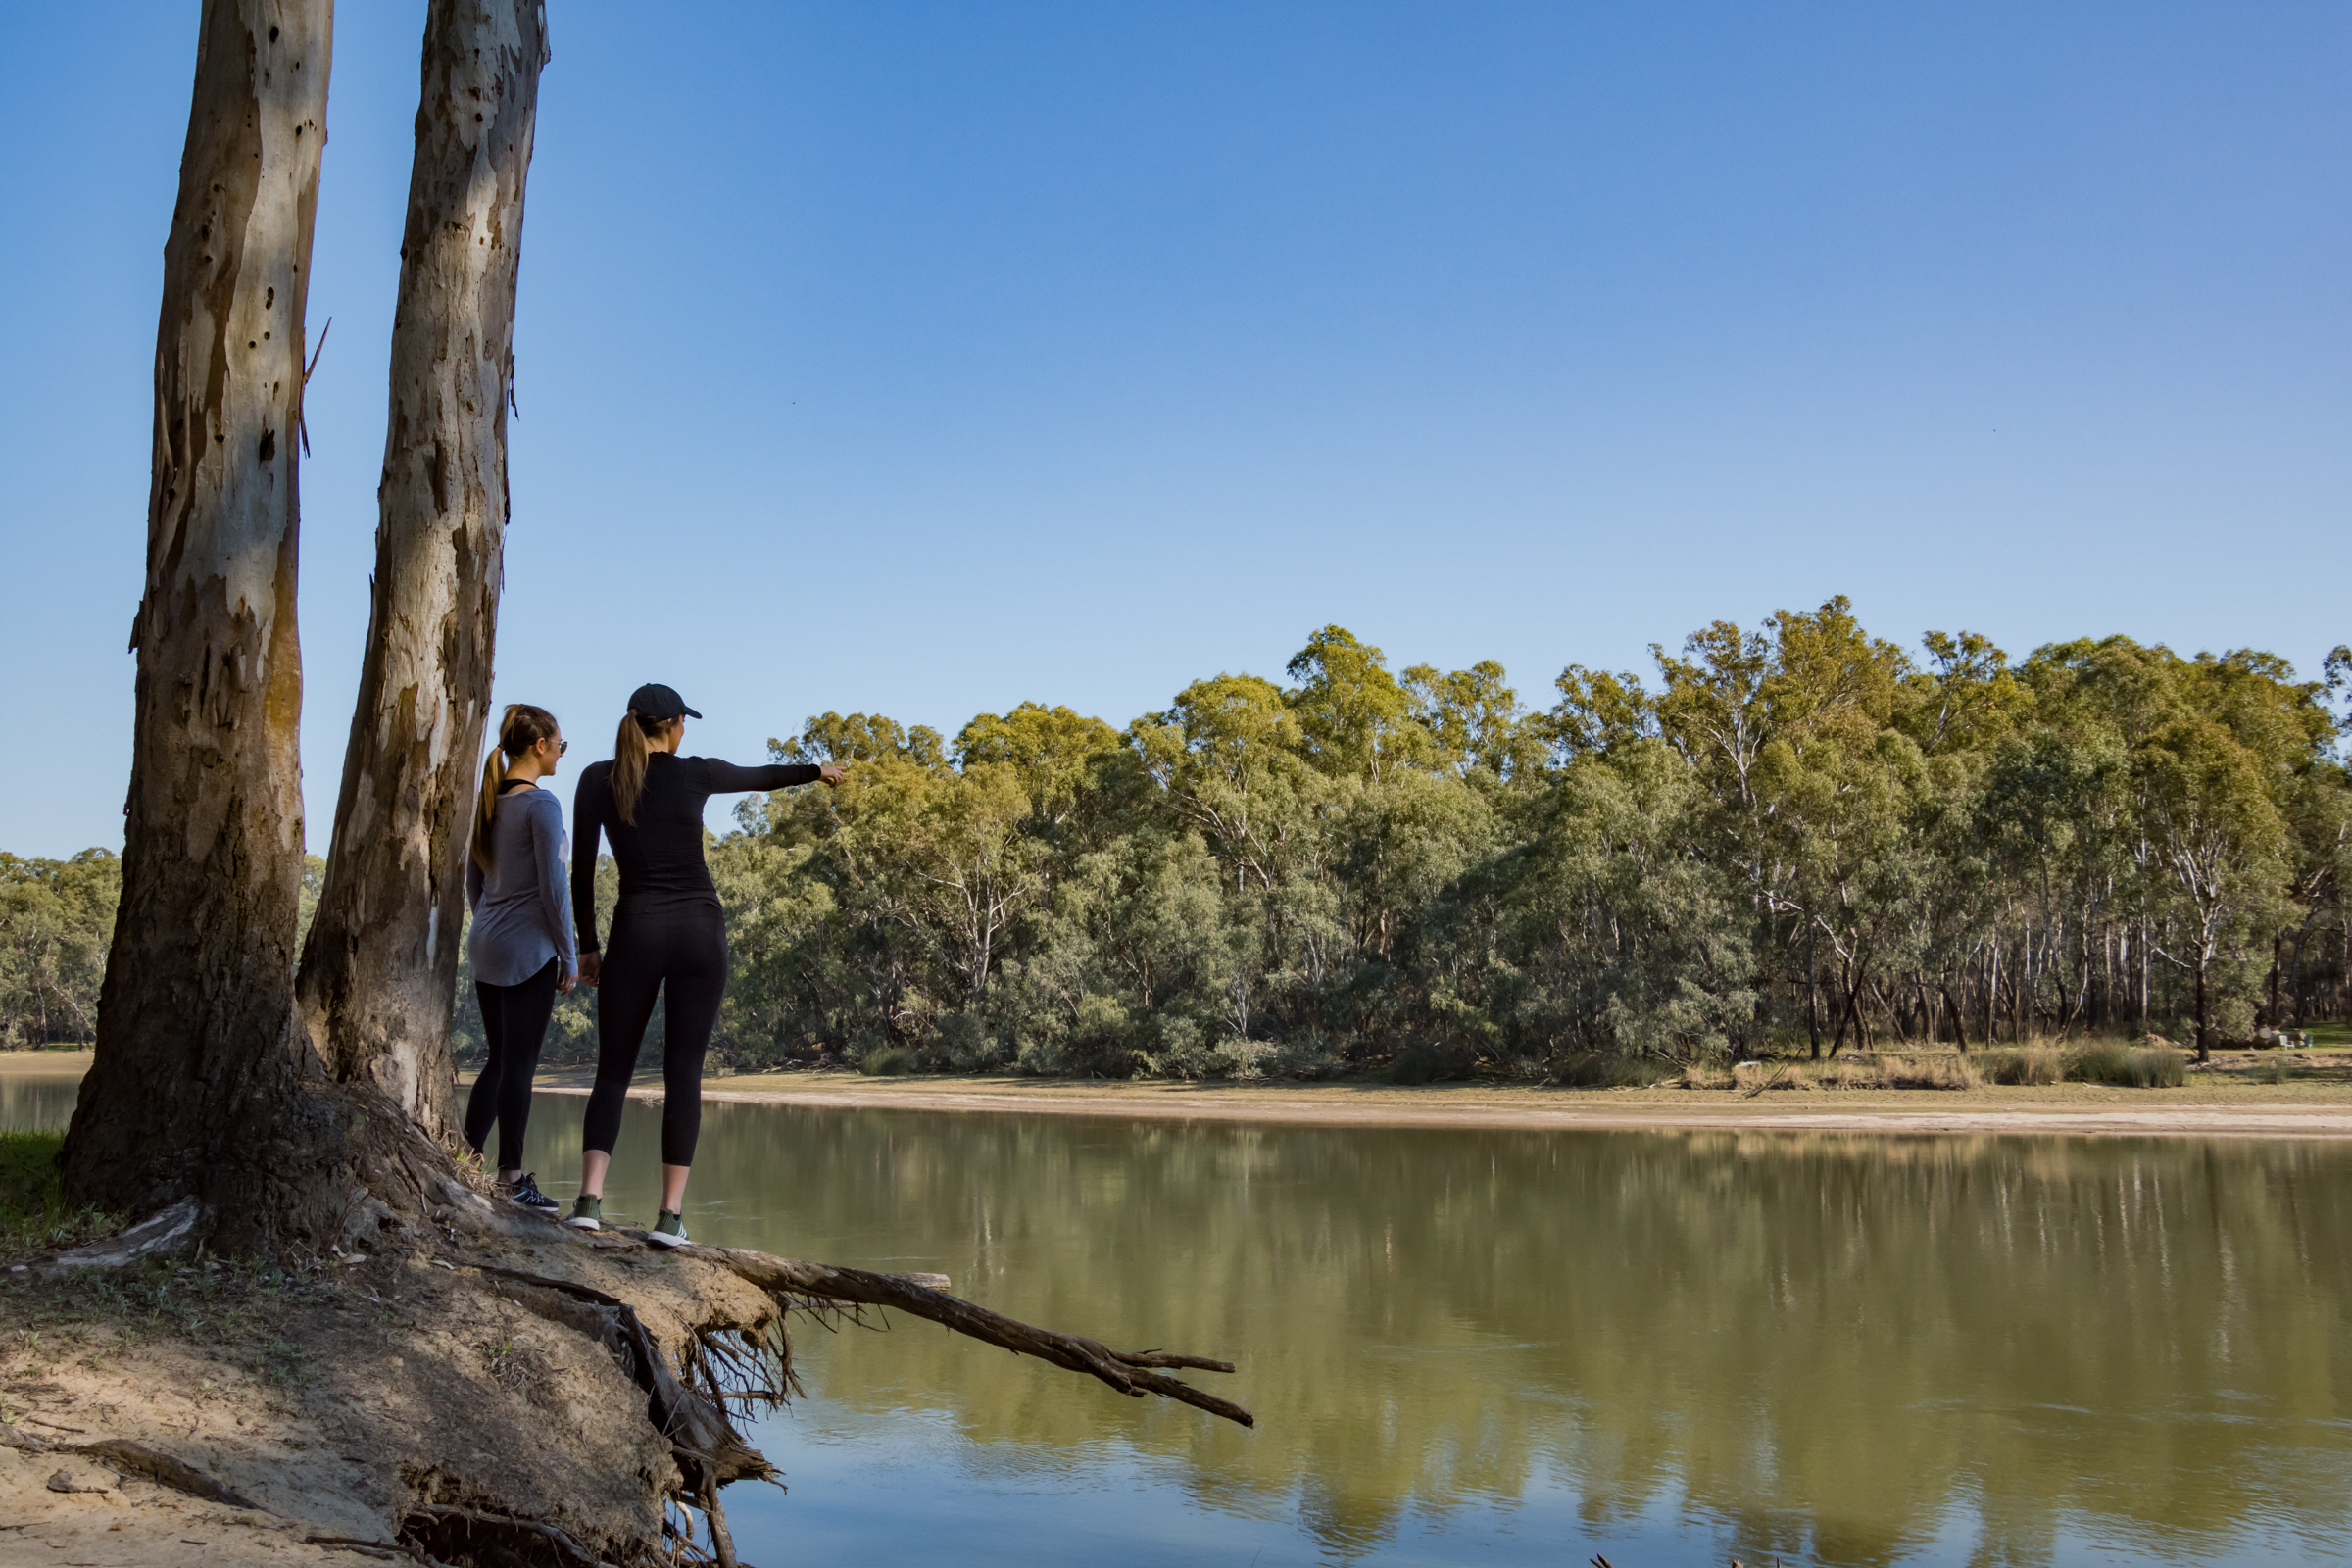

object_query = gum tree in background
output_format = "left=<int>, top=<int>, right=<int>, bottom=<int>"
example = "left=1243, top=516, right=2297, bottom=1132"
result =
left=63, top=1, right=334, bottom=1223
left=298, top=0, right=551, bottom=1128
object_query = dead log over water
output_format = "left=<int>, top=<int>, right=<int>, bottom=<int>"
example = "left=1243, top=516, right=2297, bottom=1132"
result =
left=704, top=1245, right=1253, bottom=1428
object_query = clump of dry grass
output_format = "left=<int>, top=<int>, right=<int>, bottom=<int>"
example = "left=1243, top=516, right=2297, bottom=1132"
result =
left=439, top=1133, right=498, bottom=1198
left=2069, top=1040, right=2187, bottom=1088
left=1982, top=1046, right=2064, bottom=1086
left=1681, top=1062, right=1732, bottom=1090
left=1815, top=1058, right=1872, bottom=1090
left=1733, top=1062, right=1821, bottom=1095
left=1876, top=1053, right=1980, bottom=1091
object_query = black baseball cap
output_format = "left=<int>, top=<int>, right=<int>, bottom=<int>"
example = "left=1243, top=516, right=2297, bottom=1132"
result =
left=627, top=683, right=702, bottom=721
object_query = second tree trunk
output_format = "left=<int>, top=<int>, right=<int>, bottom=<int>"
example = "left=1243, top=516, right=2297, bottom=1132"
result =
left=299, top=0, right=552, bottom=1127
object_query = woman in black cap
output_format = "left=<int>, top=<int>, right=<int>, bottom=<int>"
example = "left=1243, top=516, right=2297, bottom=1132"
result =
left=565, top=683, right=844, bottom=1245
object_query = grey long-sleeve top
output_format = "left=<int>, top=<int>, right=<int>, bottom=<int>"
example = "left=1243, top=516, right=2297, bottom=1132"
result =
left=465, top=783, right=579, bottom=987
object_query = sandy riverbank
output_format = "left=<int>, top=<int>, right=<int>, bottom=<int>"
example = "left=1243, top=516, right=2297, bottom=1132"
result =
left=646, top=1067, right=2352, bottom=1140
left=16, top=1050, right=2352, bottom=1139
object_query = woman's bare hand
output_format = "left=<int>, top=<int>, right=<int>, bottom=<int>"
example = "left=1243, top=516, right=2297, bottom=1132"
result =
left=818, top=762, right=848, bottom=787
left=578, top=952, right=602, bottom=988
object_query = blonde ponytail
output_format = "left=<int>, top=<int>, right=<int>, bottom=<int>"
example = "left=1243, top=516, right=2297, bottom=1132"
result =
left=612, top=710, right=661, bottom=824
left=471, top=704, right=561, bottom=870
left=469, top=751, right=509, bottom=872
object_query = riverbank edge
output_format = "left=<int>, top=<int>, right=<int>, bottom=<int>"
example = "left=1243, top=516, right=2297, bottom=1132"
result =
left=16, top=1052, right=2352, bottom=1139
left=646, top=1078, right=2352, bottom=1139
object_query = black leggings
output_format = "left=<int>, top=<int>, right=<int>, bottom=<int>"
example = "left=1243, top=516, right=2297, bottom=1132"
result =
left=465, top=956, right=561, bottom=1171
left=581, top=902, right=728, bottom=1167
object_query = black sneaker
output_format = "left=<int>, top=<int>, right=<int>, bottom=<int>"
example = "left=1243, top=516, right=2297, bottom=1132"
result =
left=503, top=1173, right=560, bottom=1213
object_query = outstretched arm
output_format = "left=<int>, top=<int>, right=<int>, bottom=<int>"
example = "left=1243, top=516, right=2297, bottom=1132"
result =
left=699, top=759, right=829, bottom=792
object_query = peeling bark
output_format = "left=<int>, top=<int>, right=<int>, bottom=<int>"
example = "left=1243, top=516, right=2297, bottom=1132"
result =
left=299, top=0, right=551, bottom=1128
left=63, top=0, right=331, bottom=1221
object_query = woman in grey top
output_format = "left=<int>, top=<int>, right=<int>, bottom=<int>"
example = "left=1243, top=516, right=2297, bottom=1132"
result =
left=463, top=704, right=579, bottom=1211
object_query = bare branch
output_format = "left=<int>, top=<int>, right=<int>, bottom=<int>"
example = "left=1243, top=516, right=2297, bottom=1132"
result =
left=705, top=1246, right=1254, bottom=1428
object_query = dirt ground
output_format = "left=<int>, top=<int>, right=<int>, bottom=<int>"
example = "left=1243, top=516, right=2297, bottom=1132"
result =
left=0, top=1252, right=643, bottom=1565
left=0, top=1167, right=789, bottom=1567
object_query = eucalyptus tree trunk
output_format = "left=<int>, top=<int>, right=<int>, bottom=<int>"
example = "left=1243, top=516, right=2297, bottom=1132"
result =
left=61, top=0, right=332, bottom=1223
left=298, top=0, right=551, bottom=1128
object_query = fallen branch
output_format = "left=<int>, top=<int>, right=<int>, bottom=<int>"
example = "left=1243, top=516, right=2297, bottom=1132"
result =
left=704, top=1246, right=1253, bottom=1428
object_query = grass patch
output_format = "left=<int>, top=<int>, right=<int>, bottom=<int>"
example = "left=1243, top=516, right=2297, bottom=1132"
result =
left=0, top=1131, right=118, bottom=1263
left=1876, top=1053, right=1981, bottom=1091
left=1981, top=1046, right=2064, bottom=1086
left=2065, top=1040, right=2188, bottom=1088
left=2253, top=1053, right=2295, bottom=1086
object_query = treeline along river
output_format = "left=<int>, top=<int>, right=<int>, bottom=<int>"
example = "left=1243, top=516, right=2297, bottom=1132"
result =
left=7, top=1067, right=2351, bottom=1565
left=8, top=602, right=2349, bottom=1070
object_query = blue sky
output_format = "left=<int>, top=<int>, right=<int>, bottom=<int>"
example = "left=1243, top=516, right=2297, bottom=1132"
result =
left=2, top=3, right=2345, bottom=857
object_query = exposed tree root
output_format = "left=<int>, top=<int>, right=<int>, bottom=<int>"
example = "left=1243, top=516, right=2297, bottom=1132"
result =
left=400, top=1503, right=613, bottom=1568
left=470, top=1260, right=773, bottom=1489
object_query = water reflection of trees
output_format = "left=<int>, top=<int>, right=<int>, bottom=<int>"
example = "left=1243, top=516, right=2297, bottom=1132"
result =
left=676, top=1105, right=2352, bottom=1564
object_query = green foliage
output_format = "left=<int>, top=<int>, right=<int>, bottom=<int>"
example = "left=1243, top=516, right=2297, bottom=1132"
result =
left=679, top=612, right=2339, bottom=1078
left=22, top=606, right=2350, bottom=1084
left=0, top=850, right=122, bottom=1047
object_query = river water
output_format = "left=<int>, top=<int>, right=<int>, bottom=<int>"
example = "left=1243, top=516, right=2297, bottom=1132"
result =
left=8, top=1071, right=2352, bottom=1566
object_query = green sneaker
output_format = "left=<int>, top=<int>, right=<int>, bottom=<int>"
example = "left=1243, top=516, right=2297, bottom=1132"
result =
left=565, top=1195, right=603, bottom=1231
left=647, top=1209, right=690, bottom=1250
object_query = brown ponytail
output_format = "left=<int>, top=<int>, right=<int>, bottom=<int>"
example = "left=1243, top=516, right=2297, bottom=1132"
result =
left=611, top=710, right=668, bottom=825
left=471, top=704, right=561, bottom=871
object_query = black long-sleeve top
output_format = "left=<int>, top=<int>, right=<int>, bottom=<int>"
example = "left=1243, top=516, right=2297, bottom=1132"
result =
left=571, top=753, right=820, bottom=953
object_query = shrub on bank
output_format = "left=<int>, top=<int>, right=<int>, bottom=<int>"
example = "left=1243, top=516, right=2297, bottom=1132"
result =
left=2066, top=1041, right=2188, bottom=1088
left=858, top=1045, right=916, bottom=1077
